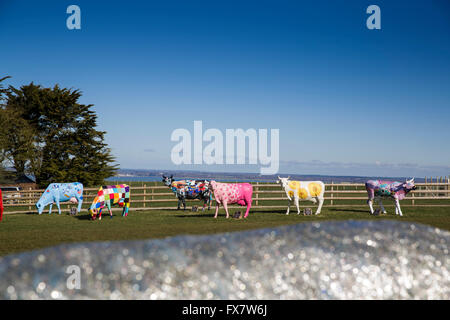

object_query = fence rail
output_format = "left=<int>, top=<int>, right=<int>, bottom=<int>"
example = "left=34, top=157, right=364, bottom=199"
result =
left=2, top=182, right=450, bottom=214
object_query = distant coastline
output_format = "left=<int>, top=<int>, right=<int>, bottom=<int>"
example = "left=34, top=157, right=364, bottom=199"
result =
left=106, top=169, right=427, bottom=183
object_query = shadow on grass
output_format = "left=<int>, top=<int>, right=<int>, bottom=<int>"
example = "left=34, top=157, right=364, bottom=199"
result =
left=23, top=211, right=71, bottom=216
left=164, top=208, right=213, bottom=212
left=251, top=209, right=286, bottom=215
left=24, top=211, right=76, bottom=216
left=175, top=213, right=217, bottom=218
left=329, top=208, right=369, bottom=213
left=74, top=214, right=95, bottom=221
left=175, top=209, right=292, bottom=218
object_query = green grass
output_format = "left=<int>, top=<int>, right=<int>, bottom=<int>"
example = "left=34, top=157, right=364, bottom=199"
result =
left=1, top=205, right=449, bottom=257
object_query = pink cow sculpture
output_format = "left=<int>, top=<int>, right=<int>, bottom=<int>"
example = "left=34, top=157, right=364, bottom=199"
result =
left=209, top=180, right=253, bottom=219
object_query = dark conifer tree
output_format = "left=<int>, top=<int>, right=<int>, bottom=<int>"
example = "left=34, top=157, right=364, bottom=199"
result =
left=3, top=81, right=118, bottom=187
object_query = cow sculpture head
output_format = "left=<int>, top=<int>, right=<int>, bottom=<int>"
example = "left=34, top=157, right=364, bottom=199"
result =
left=89, top=208, right=99, bottom=220
left=208, top=180, right=217, bottom=191
left=403, top=178, right=417, bottom=193
left=276, top=176, right=291, bottom=189
left=36, top=201, right=45, bottom=215
left=162, top=174, right=174, bottom=187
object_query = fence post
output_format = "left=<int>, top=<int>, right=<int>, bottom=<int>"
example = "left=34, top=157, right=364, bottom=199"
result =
left=330, top=181, right=334, bottom=206
left=255, top=182, right=259, bottom=206
left=143, top=184, right=146, bottom=208
left=429, top=179, right=431, bottom=198
left=28, top=187, right=32, bottom=211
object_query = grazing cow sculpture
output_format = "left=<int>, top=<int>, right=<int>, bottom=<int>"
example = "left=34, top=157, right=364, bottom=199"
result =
left=89, top=184, right=130, bottom=220
left=277, top=177, right=325, bottom=215
left=365, top=178, right=416, bottom=216
left=208, top=180, right=253, bottom=219
left=36, top=182, right=84, bottom=215
left=162, top=175, right=212, bottom=211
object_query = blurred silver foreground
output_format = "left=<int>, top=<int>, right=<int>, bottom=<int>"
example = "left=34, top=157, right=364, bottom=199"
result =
left=0, top=220, right=448, bottom=300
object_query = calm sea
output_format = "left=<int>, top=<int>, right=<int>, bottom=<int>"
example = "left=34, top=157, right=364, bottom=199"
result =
left=105, top=176, right=273, bottom=183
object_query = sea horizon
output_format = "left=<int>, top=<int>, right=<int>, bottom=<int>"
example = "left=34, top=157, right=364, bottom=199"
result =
left=105, top=168, right=441, bottom=183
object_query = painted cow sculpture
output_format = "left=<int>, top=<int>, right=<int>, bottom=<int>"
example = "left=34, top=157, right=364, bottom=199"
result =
left=366, top=178, right=416, bottom=216
left=162, top=175, right=212, bottom=210
left=36, top=182, right=84, bottom=215
left=89, top=184, right=130, bottom=220
left=277, top=177, right=325, bottom=215
left=208, top=180, right=253, bottom=219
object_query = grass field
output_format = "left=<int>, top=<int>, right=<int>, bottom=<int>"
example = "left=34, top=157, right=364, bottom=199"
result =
left=1, top=205, right=449, bottom=257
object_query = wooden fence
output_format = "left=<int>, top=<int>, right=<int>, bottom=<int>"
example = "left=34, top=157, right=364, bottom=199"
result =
left=1, top=181, right=449, bottom=215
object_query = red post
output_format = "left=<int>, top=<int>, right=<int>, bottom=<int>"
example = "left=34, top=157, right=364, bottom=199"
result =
left=0, top=189, right=3, bottom=222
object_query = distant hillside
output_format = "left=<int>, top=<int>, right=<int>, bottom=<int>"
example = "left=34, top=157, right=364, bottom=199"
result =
left=113, top=169, right=426, bottom=183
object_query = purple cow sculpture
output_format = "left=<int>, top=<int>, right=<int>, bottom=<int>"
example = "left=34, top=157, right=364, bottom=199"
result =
left=365, top=178, right=417, bottom=216
left=209, top=180, right=253, bottom=219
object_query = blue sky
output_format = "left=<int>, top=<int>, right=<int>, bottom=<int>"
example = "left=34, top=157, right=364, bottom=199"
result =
left=1, top=0, right=449, bottom=177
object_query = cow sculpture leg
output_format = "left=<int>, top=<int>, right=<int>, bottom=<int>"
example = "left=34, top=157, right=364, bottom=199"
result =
left=367, top=199, right=375, bottom=214
left=243, top=202, right=252, bottom=218
left=213, top=201, right=231, bottom=219
left=214, top=203, right=220, bottom=218
left=76, top=195, right=83, bottom=213
left=286, top=197, right=292, bottom=215
left=208, top=193, right=212, bottom=210
left=315, top=196, right=324, bottom=215
left=202, top=193, right=211, bottom=211
left=202, top=199, right=207, bottom=211
left=377, top=198, right=387, bottom=214
left=176, top=197, right=186, bottom=210
left=48, top=203, right=53, bottom=214
left=123, top=204, right=129, bottom=217
left=223, top=201, right=230, bottom=219
left=106, top=202, right=113, bottom=218
left=295, top=197, right=301, bottom=215
left=394, top=199, right=403, bottom=216
left=55, top=198, right=62, bottom=215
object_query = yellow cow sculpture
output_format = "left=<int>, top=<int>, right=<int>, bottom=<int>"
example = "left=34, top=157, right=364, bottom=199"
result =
left=276, top=176, right=325, bottom=215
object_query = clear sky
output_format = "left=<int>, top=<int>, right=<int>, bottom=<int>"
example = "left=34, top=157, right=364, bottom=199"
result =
left=1, top=0, right=449, bottom=177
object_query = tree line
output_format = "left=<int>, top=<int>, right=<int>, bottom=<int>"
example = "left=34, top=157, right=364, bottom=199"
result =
left=0, top=76, right=118, bottom=187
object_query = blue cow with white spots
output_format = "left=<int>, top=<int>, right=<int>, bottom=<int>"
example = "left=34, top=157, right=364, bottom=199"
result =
left=36, top=182, right=84, bottom=215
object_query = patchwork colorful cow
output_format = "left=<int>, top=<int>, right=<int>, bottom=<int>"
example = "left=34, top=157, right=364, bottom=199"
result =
left=36, top=182, right=84, bottom=215
left=162, top=175, right=212, bottom=210
left=208, top=180, right=253, bottom=219
left=89, top=184, right=130, bottom=220
left=365, top=179, right=416, bottom=216
left=277, top=177, right=325, bottom=215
